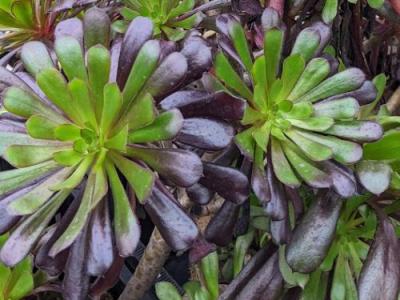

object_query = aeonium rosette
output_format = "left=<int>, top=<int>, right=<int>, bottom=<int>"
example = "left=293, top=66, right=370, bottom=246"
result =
left=0, top=8, right=214, bottom=277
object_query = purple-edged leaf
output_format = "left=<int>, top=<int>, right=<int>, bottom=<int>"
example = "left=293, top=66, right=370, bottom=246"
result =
left=106, top=162, right=140, bottom=257
left=0, top=160, right=59, bottom=197
left=186, top=183, right=214, bottom=205
left=313, top=97, right=360, bottom=119
left=55, top=36, right=87, bottom=82
left=160, top=91, right=245, bottom=120
left=357, top=160, right=391, bottom=195
left=0, top=206, right=20, bottom=235
left=288, top=57, right=331, bottom=101
left=89, top=256, right=124, bottom=298
left=50, top=170, right=107, bottom=257
left=83, top=7, right=110, bottom=50
left=111, top=153, right=154, bottom=203
left=117, top=17, right=153, bottom=88
left=21, top=42, right=54, bottom=77
left=109, top=39, right=122, bottom=83
left=5, top=144, right=71, bottom=168
left=326, top=80, right=377, bottom=106
left=270, top=218, right=290, bottom=245
left=322, top=161, right=357, bottom=198
left=325, top=121, right=383, bottom=142
left=358, top=212, right=400, bottom=300
left=177, top=118, right=235, bottom=150
left=291, top=28, right=321, bottom=62
left=309, top=21, right=332, bottom=54
left=145, top=52, right=188, bottom=98
left=205, top=200, right=240, bottom=247
left=180, top=31, right=212, bottom=83
left=189, top=237, right=217, bottom=264
left=122, top=40, right=160, bottom=110
left=54, top=18, right=84, bottom=46
left=296, top=130, right=362, bottom=164
left=296, top=68, right=366, bottom=103
left=127, top=146, right=202, bottom=187
left=251, top=162, right=270, bottom=205
left=264, top=161, right=288, bottom=220
left=0, top=190, right=69, bottom=267
left=286, top=191, right=343, bottom=273
left=282, top=141, right=331, bottom=188
left=261, top=7, right=283, bottom=31
left=62, top=221, right=90, bottom=300
left=199, top=162, right=249, bottom=204
left=271, top=138, right=300, bottom=187
left=87, top=199, right=114, bottom=276
left=128, top=109, right=183, bottom=143
left=7, top=167, right=72, bottom=216
left=144, top=182, right=199, bottom=251
left=0, top=67, right=33, bottom=92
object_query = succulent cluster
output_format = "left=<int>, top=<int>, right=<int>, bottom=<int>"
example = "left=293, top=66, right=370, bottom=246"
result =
left=1, top=1, right=400, bottom=299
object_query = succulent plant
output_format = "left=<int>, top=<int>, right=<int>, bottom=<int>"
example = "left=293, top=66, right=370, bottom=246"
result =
left=114, top=0, right=202, bottom=41
left=209, top=9, right=383, bottom=201
left=0, top=8, right=216, bottom=288
left=0, top=0, right=95, bottom=55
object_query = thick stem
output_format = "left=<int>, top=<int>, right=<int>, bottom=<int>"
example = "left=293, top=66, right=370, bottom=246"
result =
left=387, top=87, right=400, bottom=114
left=118, top=228, right=171, bottom=300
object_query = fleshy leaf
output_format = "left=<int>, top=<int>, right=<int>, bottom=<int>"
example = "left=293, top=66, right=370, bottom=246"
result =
left=55, top=36, right=87, bottom=81
left=313, top=97, right=360, bottom=119
left=264, top=28, right=283, bottom=87
left=291, top=28, right=320, bottom=62
left=21, top=42, right=54, bottom=77
left=325, top=121, right=383, bottom=142
left=357, top=160, right=391, bottom=195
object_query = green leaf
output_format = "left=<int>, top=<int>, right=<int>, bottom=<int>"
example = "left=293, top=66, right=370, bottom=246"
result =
left=229, top=20, right=253, bottom=73
left=367, top=0, right=384, bottom=8
left=215, top=52, right=253, bottom=101
left=291, top=28, right=320, bottom=62
left=282, top=141, right=331, bottom=188
left=330, top=254, right=346, bottom=300
left=285, top=129, right=333, bottom=161
left=280, top=54, right=306, bottom=99
left=54, top=124, right=81, bottom=141
left=264, top=29, right=283, bottom=88
left=155, top=282, right=182, bottom=300
left=252, top=122, right=271, bottom=152
left=0, top=161, right=59, bottom=197
left=363, top=131, right=400, bottom=160
left=200, top=251, right=219, bottom=300
left=68, top=79, right=98, bottom=130
left=296, top=68, right=365, bottom=104
left=7, top=167, right=72, bottom=215
left=122, top=40, right=160, bottom=111
left=21, top=42, right=54, bottom=77
left=129, top=109, right=183, bottom=143
left=3, top=87, right=65, bottom=122
left=235, top=127, right=255, bottom=159
left=324, top=121, right=382, bottom=142
left=26, top=115, right=58, bottom=140
left=50, top=169, right=107, bottom=256
left=284, top=102, right=313, bottom=119
left=127, top=93, right=156, bottom=131
left=55, top=36, right=87, bottom=81
left=87, top=45, right=111, bottom=119
left=295, top=130, right=362, bottom=164
left=111, top=153, right=154, bottom=203
left=36, top=68, right=80, bottom=124
left=301, top=269, right=329, bottom=299
left=356, top=160, right=391, bottom=195
left=288, top=58, right=331, bottom=101
left=271, top=137, right=301, bottom=187
left=313, top=97, right=360, bottom=119
left=101, top=83, right=122, bottom=135
left=168, top=0, right=194, bottom=18
left=51, top=154, right=95, bottom=191
left=105, top=125, right=128, bottom=151
left=7, top=256, right=34, bottom=300
left=184, top=281, right=202, bottom=300
left=279, top=246, right=309, bottom=288
left=5, top=144, right=70, bottom=168
left=322, top=0, right=338, bottom=24
left=53, top=150, right=83, bottom=166
left=288, top=117, right=334, bottom=132
left=233, top=230, right=254, bottom=277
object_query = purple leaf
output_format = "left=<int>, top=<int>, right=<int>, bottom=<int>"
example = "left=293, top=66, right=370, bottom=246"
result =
left=109, top=39, right=122, bottom=83
left=188, top=237, right=217, bottom=264
left=127, top=146, right=203, bottom=187
left=0, top=67, right=33, bottom=93
left=205, top=200, right=240, bottom=246
left=286, top=190, right=343, bottom=273
left=87, top=199, right=114, bottom=276
left=160, top=91, right=245, bottom=120
left=270, top=218, right=290, bottom=245
left=309, top=21, right=332, bottom=54
left=358, top=210, right=400, bottom=300
left=232, top=0, right=263, bottom=16
left=144, top=181, right=199, bottom=251
left=90, top=256, right=125, bottom=298
left=83, top=7, right=111, bottom=50
left=322, top=161, right=357, bottom=197
left=117, top=17, right=153, bottom=88
left=186, top=183, right=214, bottom=205
left=177, top=118, right=235, bottom=150
left=62, top=221, right=90, bottom=300
left=251, top=163, right=270, bottom=205
left=199, top=162, right=249, bottom=204
left=263, top=162, right=288, bottom=220
left=261, top=7, right=284, bottom=31
left=55, top=18, right=84, bottom=46
left=325, top=80, right=377, bottom=105
left=0, top=206, right=20, bottom=235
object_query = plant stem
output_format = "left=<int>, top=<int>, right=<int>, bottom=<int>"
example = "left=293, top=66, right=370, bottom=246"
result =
left=387, top=87, right=400, bottom=114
